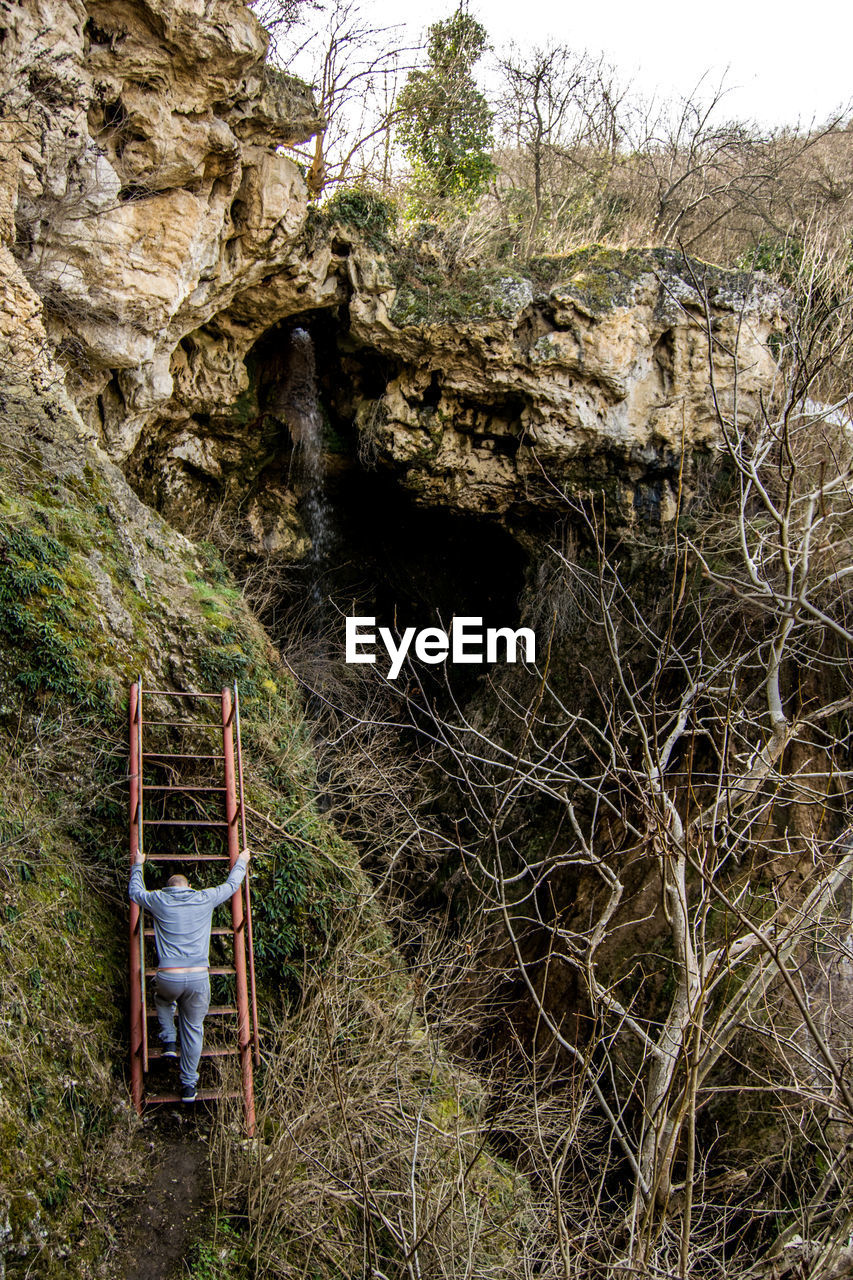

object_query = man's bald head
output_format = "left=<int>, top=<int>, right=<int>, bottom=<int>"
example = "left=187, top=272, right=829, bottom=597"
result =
left=167, top=874, right=190, bottom=889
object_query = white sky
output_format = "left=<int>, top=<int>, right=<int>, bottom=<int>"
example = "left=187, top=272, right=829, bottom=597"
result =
left=359, top=0, right=853, bottom=129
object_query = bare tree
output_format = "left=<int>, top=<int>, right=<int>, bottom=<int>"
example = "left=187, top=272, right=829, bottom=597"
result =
left=250, top=0, right=311, bottom=63
left=281, top=0, right=418, bottom=197
left=495, top=44, right=627, bottom=252
left=605, top=81, right=852, bottom=261
left=279, top=260, right=853, bottom=1278
left=412, top=264, right=853, bottom=1274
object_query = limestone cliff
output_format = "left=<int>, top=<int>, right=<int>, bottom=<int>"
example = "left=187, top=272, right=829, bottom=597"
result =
left=1, top=0, right=339, bottom=462
left=346, top=242, right=785, bottom=527
left=120, top=229, right=786, bottom=554
left=1, top=0, right=785, bottom=559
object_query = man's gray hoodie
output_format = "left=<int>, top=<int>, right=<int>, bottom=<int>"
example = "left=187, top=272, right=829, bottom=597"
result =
left=129, top=860, right=247, bottom=968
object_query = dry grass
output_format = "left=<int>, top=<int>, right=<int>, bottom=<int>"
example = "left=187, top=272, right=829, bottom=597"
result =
left=208, top=915, right=568, bottom=1279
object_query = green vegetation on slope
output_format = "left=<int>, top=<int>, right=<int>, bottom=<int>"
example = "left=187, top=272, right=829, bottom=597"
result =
left=0, top=378, right=368, bottom=1274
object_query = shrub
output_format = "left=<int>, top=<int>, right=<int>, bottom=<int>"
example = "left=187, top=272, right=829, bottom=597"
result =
left=324, top=187, right=397, bottom=240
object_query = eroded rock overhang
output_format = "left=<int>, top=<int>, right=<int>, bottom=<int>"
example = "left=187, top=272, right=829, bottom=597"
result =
left=344, top=245, right=787, bottom=530
left=121, top=236, right=787, bottom=555
left=3, top=0, right=788, bottom=555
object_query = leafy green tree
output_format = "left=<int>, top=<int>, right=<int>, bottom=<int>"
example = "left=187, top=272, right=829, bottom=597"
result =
left=396, top=7, right=494, bottom=209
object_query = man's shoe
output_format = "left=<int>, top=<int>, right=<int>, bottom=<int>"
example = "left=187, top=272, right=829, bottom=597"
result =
left=161, top=1042, right=178, bottom=1058
left=181, top=1086, right=197, bottom=1103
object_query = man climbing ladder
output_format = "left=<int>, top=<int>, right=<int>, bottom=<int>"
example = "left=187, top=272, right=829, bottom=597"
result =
left=128, top=847, right=251, bottom=1101
left=128, top=680, right=259, bottom=1133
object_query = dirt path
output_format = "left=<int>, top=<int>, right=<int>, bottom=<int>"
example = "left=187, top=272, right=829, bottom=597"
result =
left=109, top=1123, right=213, bottom=1280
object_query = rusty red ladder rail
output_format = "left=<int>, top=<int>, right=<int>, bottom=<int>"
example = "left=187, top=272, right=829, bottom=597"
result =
left=128, top=680, right=260, bottom=1134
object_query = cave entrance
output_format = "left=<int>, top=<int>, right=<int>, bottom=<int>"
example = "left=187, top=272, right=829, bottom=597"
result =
left=247, top=312, right=530, bottom=702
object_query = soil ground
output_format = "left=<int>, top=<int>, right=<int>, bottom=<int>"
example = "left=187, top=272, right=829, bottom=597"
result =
left=107, top=1113, right=214, bottom=1280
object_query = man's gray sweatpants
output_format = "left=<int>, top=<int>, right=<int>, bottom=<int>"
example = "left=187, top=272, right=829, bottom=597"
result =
left=154, top=972, right=210, bottom=1089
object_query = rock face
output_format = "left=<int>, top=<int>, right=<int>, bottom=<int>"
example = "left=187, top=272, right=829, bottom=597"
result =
left=1, top=0, right=344, bottom=464
left=1, top=0, right=786, bottom=556
left=344, top=245, right=786, bottom=528
left=120, top=234, right=786, bottom=552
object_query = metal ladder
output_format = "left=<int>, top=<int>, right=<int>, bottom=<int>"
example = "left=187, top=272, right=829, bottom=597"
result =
left=128, top=680, right=259, bottom=1134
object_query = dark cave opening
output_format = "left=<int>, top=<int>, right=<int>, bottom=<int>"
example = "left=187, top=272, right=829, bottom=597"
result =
left=247, top=312, right=532, bottom=700
left=327, top=465, right=529, bottom=641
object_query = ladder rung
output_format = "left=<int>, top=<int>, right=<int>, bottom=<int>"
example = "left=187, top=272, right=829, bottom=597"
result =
left=144, top=785, right=227, bottom=793
left=144, top=819, right=230, bottom=827
left=144, top=1089, right=241, bottom=1105
left=145, top=691, right=223, bottom=699
left=147, top=1005, right=237, bottom=1016
left=144, top=853, right=230, bottom=862
left=143, top=720, right=221, bottom=728
left=142, top=753, right=225, bottom=760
